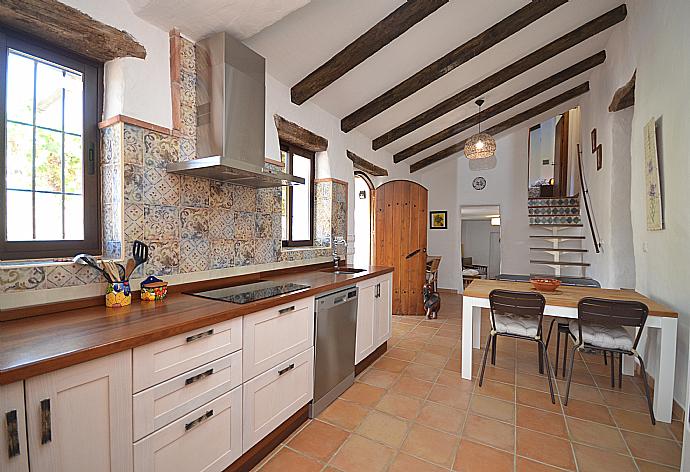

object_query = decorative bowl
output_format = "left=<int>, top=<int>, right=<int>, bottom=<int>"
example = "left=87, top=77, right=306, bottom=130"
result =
left=105, top=281, right=131, bottom=307
left=530, top=278, right=561, bottom=292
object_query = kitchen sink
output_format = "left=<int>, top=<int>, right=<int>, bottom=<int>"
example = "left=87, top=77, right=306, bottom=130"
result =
left=320, top=267, right=366, bottom=275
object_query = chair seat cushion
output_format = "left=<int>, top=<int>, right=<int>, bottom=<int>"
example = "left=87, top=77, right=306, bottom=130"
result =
left=568, top=320, right=633, bottom=350
left=495, top=313, right=539, bottom=337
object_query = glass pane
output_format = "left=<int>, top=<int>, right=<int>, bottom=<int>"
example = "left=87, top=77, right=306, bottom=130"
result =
left=290, top=154, right=311, bottom=241
left=6, top=190, right=33, bottom=241
left=6, top=51, right=35, bottom=124
left=5, top=122, right=34, bottom=190
left=35, top=192, right=63, bottom=240
left=35, top=62, right=64, bottom=130
left=63, top=71, right=83, bottom=135
left=64, top=134, right=83, bottom=194
left=64, top=194, right=84, bottom=240
left=35, top=128, right=63, bottom=192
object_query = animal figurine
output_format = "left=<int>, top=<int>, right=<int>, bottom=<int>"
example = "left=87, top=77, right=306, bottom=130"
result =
left=423, top=282, right=441, bottom=319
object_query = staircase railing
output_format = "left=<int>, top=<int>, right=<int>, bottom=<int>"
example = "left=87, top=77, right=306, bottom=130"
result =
left=577, top=144, right=601, bottom=253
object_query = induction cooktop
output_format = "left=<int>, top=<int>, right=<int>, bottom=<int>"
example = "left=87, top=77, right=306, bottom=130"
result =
left=190, top=281, right=310, bottom=304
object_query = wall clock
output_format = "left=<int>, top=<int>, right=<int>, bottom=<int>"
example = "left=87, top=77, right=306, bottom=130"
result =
left=472, top=177, right=486, bottom=190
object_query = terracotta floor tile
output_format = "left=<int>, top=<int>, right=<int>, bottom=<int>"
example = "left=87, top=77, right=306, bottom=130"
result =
left=601, top=389, right=652, bottom=413
left=403, top=362, right=441, bottom=382
left=557, top=381, right=605, bottom=404
left=516, top=372, right=552, bottom=393
left=453, top=439, right=514, bottom=472
left=429, top=335, right=459, bottom=347
left=566, top=417, right=628, bottom=453
left=516, top=404, right=567, bottom=438
left=480, top=365, right=516, bottom=384
left=436, top=370, right=471, bottom=387
left=572, top=443, right=637, bottom=472
left=386, top=347, right=419, bottom=362
left=414, top=351, right=449, bottom=367
left=516, top=427, right=575, bottom=470
left=610, top=408, right=672, bottom=438
left=287, top=419, right=349, bottom=462
left=463, top=414, right=515, bottom=452
left=476, top=379, right=515, bottom=402
left=563, top=399, right=614, bottom=426
left=259, top=447, right=323, bottom=472
left=516, top=387, right=561, bottom=413
left=376, top=392, right=423, bottom=420
left=356, top=410, right=410, bottom=448
left=373, top=356, right=410, bottom=373
left=318, top=398, right=369, bottom=431
left=415, top=401, right=466, bottom=434
left=428, top=383, right=472, bottom=410
left=422, top=343, right=453, bottom=357
left=330, top=434, right=395, bottom=472
left=623, top=431, right=682, bottom=467
left=635, top=459, right=681, bottom=472
left=445, top=357, right=463, bottom=372
left=340, top=382, right=386, bottom=407
left=516, top=456, right=565, bottom=471
left=469, top=394, right=515, bottom=424
left=401, top=423, right=459, bottom=467
left=396, top=339, right=427, bottom=351
left=357, top=368, right=400, bottom=389
left=389, top=452, right=448, bottom=472
left=390, top=375, right=434, bottom=399
left=593, top=374, right=642, bottom=395
left=669, top=419, right=684, bottom=442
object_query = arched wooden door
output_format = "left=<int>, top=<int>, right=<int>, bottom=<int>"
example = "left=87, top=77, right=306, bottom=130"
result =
left=374, top=180, right=428, bottom=315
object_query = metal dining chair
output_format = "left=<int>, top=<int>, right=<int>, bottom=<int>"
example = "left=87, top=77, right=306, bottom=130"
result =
left=478, top=289, right=556, bottom=403
left=563, top=297, right=655, bottom=424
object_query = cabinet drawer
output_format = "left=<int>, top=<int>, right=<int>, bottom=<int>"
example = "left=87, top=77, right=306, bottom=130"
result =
left=243, top=347, right=314, bottom=452
left=133, top=386, right=242, bottom=472
left=243, top=297, right=314, bottom=381
left=133, top=318, right=242, bottom=392
left=133, top=351, right=242, bottom=441
left=0, top=382, right=29, bottom=472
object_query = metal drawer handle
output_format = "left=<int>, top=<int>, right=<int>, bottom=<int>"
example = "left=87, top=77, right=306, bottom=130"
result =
left=185, top=368, right=214, bottom=385
left=186, top=329, right=214, bottom=343
left=278, top=306, right=295, bottom=315
left=6, top=410, right=20, bottom=458
left=40, top=399, right=51, bottom=444
left=185, top=410, right=214, bottom=432
left=278, top=363, right=295, bottom=376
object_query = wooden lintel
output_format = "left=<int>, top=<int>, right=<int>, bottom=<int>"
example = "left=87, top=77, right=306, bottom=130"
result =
left=609, top=71, right=636, bottom=112
left=394, top=51, right=606, bottom=163
left=340, top=0, right=568, bottom=133
left=0, top=0, right=146, bottom=63
left=273, top=115, right=328, bottom=152
left=346, top=150, right=388, bottom=177
left=291, top=0, right=448, bottom=105
left=410, top=82, right=590, bottom=173
left=374, top=4, right=627, bottom=149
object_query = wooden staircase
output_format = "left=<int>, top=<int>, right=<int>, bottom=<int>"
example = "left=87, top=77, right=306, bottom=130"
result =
left=528, top=196, right=590, bottom=277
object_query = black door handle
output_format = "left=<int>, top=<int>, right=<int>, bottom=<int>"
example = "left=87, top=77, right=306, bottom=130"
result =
left=406, top=249, right=421, bottom=259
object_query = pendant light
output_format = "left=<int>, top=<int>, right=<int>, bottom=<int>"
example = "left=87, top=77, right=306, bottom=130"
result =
left=464, top=99, right=496, bottom=160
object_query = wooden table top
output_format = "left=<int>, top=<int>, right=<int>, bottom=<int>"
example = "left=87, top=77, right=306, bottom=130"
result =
left=463, top=279, right=678, bottom=319
left=0, top=266, right=393, bottom=385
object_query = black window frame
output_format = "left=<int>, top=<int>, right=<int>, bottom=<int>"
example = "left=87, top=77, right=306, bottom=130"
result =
left=0, top=29, right=103, bottom=261
left=280, top=142, right=315, bottom=247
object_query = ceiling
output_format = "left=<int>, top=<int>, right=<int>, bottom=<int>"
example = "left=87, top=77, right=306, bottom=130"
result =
left=244, top=0, right=624, bottom=170
left=126, top=0, right=311, bottom=40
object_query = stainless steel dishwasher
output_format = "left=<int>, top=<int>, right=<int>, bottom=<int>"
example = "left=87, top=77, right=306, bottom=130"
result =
left=311, top=286, right=358, bottom=417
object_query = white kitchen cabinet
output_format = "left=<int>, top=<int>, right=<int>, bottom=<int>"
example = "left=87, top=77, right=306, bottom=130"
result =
left=133, top=386, right=242, bottom=472
left=355, top=273, right=393, bottom=364
left=24, top=350, right=133, bottom=472
left=1, top=382, right=29, bottom=472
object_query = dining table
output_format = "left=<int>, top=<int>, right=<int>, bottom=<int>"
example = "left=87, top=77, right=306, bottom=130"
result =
left=462, top=279, right=679, bottom=423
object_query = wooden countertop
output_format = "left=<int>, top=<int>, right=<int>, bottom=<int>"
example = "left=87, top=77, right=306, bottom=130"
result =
left=463, top=279, right=678, bottom=318
left=0, top=266, right=393, bottom=385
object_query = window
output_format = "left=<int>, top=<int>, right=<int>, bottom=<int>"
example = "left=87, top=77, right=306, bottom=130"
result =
left=280, top=142, right=314, bottom=247
left=0, top=31, right=102, bottom=260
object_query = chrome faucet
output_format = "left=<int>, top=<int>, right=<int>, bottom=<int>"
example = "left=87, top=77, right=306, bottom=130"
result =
left=332, top=238, right=347, bottom=269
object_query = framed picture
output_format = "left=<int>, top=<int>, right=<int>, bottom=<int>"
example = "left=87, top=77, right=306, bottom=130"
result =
left=591, top=128, right=598, bottom=153
left=644, top=118, right=663, bottom=230
left=429, top=211, right=447, bottom=229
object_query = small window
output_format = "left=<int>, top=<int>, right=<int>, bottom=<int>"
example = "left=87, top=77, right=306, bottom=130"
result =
left=0, top=32, right=102, bottom=260
left=280, top=142, right=314, bottom=247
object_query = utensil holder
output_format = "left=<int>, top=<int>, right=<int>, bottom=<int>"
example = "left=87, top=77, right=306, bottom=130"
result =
left=105, top=281, right=131, bottom=308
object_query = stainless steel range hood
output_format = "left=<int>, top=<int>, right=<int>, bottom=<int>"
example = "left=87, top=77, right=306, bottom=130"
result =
left=166, top=32, right=303, bottom=188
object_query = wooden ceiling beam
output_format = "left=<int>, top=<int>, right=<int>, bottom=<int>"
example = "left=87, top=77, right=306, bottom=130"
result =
left=0, top=0, right=146, bottom=63
left=290, top=0, right=449, bottom=105
left=394, top=51, right=606, bottom=163
left=609, top=70, right=636, bottom=112
left=375, top=4, right=627, bottom=150
left=340, top=0, right=568, bottom=133
left=409, top=82, right=590, bottom=173
left=346, top=150, right=388, bottom=177
left=274, top=115, right=328, bottom=152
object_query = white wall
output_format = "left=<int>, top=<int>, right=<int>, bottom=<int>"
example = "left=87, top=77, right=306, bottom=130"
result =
left=461, top=220, right=492, bottom=266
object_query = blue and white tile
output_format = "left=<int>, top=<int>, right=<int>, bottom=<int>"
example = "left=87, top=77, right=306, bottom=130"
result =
left=144, top=131, right=179, bottom=168
left=234, top=240, right=254, bottom=266
left=180, top=238, right=210, bottom=273
left=123, top=203, right=144, bottom=242
left=210, top=181, right=234, bottom=208
left=145, top=241, right=180, bottom=276
left=180, top=176, right=209, bottom=207
left=210, top=240, right=235, bottom=269
left=255, top=213, right=273, bottom=239
left=144, top=205, right=179, bottom=241
left=233, top=186, right=257, bottom=212
left=0, top=267, right=46, bottom=292
left=180, top=207, right=209, bottom=239
left=123, top=124, right=144, bottom=165
left=208, top=208, right=234, bottom=240
left=143, top=166, right=180, bottom=206
left=254, top=239, right=281, bottom=265
left=123, top=163, right=143, bottom=203
left=234, top=211, right=255, bottom=240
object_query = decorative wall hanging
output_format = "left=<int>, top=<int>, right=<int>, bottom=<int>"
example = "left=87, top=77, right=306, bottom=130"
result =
left=429, top=211, right=448, bottom=229
left=472, top=176, right=487, bottom=190
left=644, top=118, right=663, bottom=230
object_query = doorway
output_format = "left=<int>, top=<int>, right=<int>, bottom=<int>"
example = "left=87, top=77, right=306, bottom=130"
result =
left=353, top=172, right=374, bottom=268
left=461, top=205, right=501, bottom=285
